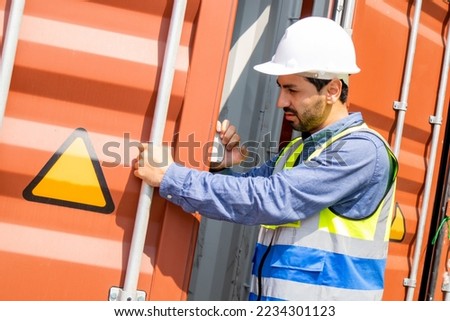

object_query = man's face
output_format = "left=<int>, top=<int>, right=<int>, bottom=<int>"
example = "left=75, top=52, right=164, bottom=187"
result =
left=276, top=75, right=331, bottom=133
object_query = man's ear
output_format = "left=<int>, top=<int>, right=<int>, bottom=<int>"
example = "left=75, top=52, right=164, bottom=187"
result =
left=325, top=78, right=342, bottom=104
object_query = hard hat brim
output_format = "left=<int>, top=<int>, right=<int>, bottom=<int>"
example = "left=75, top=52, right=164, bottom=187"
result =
left=253, top=61, right=296, bottom=76
left=253, top=62, right=358, bottom=86
left=254, top=61, right=360, bottom=78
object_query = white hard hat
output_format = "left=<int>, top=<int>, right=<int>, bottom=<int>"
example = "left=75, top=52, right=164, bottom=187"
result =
left=254, top=16, right=360, bottom=80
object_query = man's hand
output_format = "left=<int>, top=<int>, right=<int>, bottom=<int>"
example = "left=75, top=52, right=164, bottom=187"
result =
left=210, top=120, right=248, bottom=171
left=133, top=143, right=173, bottom=187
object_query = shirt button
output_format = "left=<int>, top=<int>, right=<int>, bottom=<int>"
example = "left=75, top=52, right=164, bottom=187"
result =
left=167, top=194, right=173, bottom=199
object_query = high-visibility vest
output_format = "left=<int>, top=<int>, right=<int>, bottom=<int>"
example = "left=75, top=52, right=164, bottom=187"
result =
left=250, top=123, right=398, bottom=301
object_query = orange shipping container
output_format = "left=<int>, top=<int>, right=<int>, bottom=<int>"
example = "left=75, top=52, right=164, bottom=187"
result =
left=0, top=0, right=449, bottom=301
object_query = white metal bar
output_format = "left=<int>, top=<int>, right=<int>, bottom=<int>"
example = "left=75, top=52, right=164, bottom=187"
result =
left=342, top=0, right=356, bottom=34
left=392, top=0, right=422, bottom=158
left=405, top=15, right=449, bottom=301
left=0, top=0, right=25, bottom=129
left=334, top=0, right=345, bottom=24
left=118, top=0, right=187, bottom=301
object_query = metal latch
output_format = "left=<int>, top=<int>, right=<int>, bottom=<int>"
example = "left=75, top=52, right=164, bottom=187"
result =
left=403, top=277, right=416, bottom=288
left=393, top=101, right=407, bottom=111
left=108, top=286, right=147, bottom=301
left=429, top=115, right=443, bottom=125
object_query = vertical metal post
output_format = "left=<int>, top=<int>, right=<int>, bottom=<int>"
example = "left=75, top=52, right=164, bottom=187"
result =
left=392, top=0, right=422, bottom=158
left=341, top=0, right=356, bottom=33
left=0, top=0, right=25, bottom=129
left=117, top=0, right=187, bottom=301
left=334, top=0, right=345, bottom=24
left=404, top=4, right=448, bottom=300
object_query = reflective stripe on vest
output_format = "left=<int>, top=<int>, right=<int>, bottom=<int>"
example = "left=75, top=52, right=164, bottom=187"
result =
left=249, top=271, right=384, bottom=301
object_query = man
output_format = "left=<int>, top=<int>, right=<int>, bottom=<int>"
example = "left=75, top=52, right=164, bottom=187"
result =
left=134, top=16, right=398, bottom=300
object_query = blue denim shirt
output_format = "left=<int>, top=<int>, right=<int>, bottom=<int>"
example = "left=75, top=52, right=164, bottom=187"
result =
left=159, top=112, right=391, bottom=225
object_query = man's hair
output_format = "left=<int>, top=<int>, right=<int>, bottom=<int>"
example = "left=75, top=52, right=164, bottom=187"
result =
left=305, top=77, right=348, bottom=103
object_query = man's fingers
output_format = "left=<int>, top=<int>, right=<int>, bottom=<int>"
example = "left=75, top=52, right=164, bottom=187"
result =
left=240, top=145, right=249, bottom=158
left=137, top=142, right=147, bottom=153
left=226, top=133, right=241, bottom=150
left=133, top=157, right=143, bottom=169
left=221, top=125, right=236, bottom=144
left=220, top=119, right=230, bottom=137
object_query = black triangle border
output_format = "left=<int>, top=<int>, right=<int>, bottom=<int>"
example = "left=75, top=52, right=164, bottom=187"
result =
left=22, top=128, right=115, bottom=214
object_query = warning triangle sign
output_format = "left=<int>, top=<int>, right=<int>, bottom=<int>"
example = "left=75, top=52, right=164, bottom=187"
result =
left=389, top=203, right=405, bottom=242
left=23, top=128, right=115, bottom=214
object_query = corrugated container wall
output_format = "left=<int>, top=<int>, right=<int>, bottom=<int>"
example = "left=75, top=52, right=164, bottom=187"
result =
left=0, top=0, right=238, bottom=300
left=0, top=0, right=449, bottom=302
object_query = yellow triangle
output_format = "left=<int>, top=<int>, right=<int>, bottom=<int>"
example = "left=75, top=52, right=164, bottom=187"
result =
left=390, top=204, right=405, bottom=242
left=23, top=128, right=115, bottom=214
left=32, top=137, right=106, bottom=206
